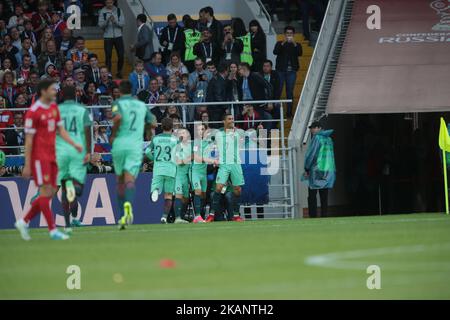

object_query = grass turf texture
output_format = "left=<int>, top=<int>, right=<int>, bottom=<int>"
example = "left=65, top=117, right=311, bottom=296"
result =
left=0, top=213, right=449, bottom=299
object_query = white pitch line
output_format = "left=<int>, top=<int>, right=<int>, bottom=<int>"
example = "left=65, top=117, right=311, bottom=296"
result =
left=305, top=242, right=450, bottom=270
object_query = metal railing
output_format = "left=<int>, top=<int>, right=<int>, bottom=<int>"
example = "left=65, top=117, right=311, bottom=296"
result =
left=130, top=0, right=155, bottom=30
left=252, top=0, right=275, bottom=35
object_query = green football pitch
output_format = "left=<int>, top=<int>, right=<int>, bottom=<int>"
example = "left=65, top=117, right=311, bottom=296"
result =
left=1, top=213, right=449, bottom=299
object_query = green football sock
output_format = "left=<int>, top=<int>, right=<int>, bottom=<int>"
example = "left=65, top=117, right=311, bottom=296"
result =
left=194, top=195, right=202, bottom=216
left=174, top=198, right=183, bottom=218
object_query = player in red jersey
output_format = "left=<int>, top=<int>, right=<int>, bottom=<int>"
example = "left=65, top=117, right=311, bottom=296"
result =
left=14, top=79, right=83, bottom=241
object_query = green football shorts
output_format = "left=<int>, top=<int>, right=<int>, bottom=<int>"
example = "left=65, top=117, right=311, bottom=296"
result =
left=175, top=172, right=190, bottom=198
left=191, top=169, right=208, bottom=192
left=151, top=175, right=175, bottom=195
left=57, top=151, right=87, bottom=185
left=112, top=149, right=143, bottom=178
left=216, top=164, right=245, bottom=186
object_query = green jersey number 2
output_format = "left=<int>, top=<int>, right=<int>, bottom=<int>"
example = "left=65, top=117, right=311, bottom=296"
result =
left=129, top=111, right=137, bottom=131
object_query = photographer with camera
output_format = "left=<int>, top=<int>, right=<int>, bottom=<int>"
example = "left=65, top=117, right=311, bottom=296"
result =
left=188, top=58, right=212, bottom=104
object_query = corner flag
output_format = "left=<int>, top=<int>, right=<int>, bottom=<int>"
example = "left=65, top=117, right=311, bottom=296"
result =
left=439, top=118, right=450, bottom=215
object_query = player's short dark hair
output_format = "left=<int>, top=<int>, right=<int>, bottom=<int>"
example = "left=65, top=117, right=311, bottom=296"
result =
left=167, top=13, right=176, bottom=21
left=61, top=85, right=76, bottom=101
left=161, top=117, right=173, bottom=132
left=284, top=25, right=295, bottom=33
left=119, top=80, right=132, bottom=95
left=223, top=112, right=233, bottom=120
left=37, top=79, right=56, bottom=97
left=137, top=14, right=147, bottom=23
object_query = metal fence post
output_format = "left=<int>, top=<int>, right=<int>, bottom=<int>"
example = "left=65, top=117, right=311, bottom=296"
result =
left=90, top=107, right=95, bottom=154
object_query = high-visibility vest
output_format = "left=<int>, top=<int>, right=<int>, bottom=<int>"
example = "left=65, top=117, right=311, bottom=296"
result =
left=238, top=33, right=253, bottom=65
left=184, top=29, right=201, bottom=61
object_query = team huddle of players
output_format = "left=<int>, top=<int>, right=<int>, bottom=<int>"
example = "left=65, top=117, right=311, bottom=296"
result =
left=14, top=79, right=245, bottom=241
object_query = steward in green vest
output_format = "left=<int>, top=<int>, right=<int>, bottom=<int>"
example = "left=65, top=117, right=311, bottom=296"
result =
left=183, top=18, right=201, bottom=72
left=238, top=32, right=253, bottom=66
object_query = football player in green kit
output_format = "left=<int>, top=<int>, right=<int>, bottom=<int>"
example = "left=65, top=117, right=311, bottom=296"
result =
left=145, top=117, right=179, bottom=224
left=56, top=85, right=92, bottom=234
left=110, top=80, right=156, bottom=230
left=191, top=122, right=216, bottom=223
left=173, top=128, right=192, bottom=224
left=206, top=113, right=245, bottom=222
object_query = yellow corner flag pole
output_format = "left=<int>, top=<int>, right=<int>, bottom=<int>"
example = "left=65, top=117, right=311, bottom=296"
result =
left=439, top=117, right=450, bottom=214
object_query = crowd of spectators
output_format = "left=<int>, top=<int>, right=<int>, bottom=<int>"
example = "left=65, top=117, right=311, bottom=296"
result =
left=0, top=1, right=304, bottom=170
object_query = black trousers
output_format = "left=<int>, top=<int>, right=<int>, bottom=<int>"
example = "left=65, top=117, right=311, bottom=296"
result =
left=104, top=36, right=124, bottom=74
left=308, top=188, right=328, bottom=218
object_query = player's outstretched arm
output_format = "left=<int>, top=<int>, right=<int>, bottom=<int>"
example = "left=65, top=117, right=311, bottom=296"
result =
left=57, top=126, right=83, bottom=153
left=110, top=114, right=122, bottom=146
left=22, top=133, right=34, bottom=178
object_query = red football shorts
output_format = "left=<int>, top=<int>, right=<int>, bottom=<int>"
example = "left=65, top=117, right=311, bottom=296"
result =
left=31, top=160, right=58, bottom=188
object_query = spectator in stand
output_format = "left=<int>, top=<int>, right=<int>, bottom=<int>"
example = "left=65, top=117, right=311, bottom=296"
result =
left=0, top=58, right=15, bottom=84
left=85, top=53, right=101, bottom=85
left=26, top=70, right=39, bottom=96
left=16, top=54, right=36, bottom=82
left=60, top=58, right=74, bottom=81
left=146, top=52, right=167, bottom=80
left=177, top=90, right=193, bottom=127
left=97, top=65, right=114, bottom=95
left=273, top=25, right=302, bottom=119
left=137, top=78, right=160, bottom=104
left=237, top=62, right=273, bottom=129
left=227, top=62, right=240, bottom=102
left=7, top=5, right=26, bottom=29
left=206, top=60, right=217, bottom=76
left=249, top=20, right=266, bottom=72
left=2, top=35, right=19, bottom=69
left=10, top=27, right=23, bottom=52
left=198, top=6, right=223, bottom=46
left=74, top=68, right=87, bottom=90
left=261, top=59, right=281, bottom=120
left=241, top=104, right=264, bottom=131
left=2, top=71, right=17, bottom=107
left=50, top=11, right=66, bottom=44
left=131, top=14, right=152, bottom=64
left=155, top=74, right=166, bottom=92
left=66, top=36, right=90, bottom=69
left=14, top=93, right=30, bottom=110
left=95, top=121, right=109, bottom=143
left=21, top=20, right=38, bottom=49
left=220, top=24, right=243, bottom=66
left=206, top=63, right=229, bottom=126
left=57, top=27, right=74, bottom=56
left=4, top=112, right=25, bottom=155
left=152, top=94, right=168, bottom=133
left=83, top=82, right=100, bottom=111
left=37, top=39, right=63, bottom=74
left=193, top=29, right=220, bottom=66
left=31, top=0, right=51, bottom=39
left=164, top=75, right=181, bottom=102
left=159, top=13, right=185, bottom=65
left=166, top=52, right=188, bottom=78
left=183, top=18, right=201, bottom=73
left=98, top=0, right=125, bottom=78
left=19, top=38, right=37, bottom=66
left=129, top=59, right=150, bottom=97
left=36, top=26, right=54, bottom=56
left=188, top=57, right=212, bottom=103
